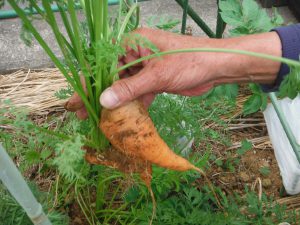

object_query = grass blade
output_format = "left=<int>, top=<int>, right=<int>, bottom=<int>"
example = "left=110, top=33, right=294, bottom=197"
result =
left=116, top=3, right=139, bottom=42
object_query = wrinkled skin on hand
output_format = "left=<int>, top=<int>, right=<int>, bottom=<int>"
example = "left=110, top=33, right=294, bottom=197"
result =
left=65, top=28, right=224, bottom=117
left=65, top=27, right=281, bottom=117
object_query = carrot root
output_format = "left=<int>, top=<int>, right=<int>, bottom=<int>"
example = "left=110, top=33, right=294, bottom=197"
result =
left=147, top=185, right=156, bottom=225
left=192, top=166, right=222, bottom=209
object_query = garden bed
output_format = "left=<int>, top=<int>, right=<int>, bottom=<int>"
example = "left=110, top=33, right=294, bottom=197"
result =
left=1, top=69, right=300, bottom=224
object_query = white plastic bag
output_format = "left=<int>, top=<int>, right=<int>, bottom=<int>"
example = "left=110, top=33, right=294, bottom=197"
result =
left=263, top=95, right=300, bottom=195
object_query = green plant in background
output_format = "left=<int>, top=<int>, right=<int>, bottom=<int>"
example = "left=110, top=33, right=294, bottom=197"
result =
left=219, top=0, right=300, bottom=112
left=219, top=0, right=284, bottom=36
left=146, top=14, right=181, bottom=31
left=243, top=84, right=268, bottom=115
left=126, top=182, right=299, bottom=225
left=218, top=0, right=284, bottom=114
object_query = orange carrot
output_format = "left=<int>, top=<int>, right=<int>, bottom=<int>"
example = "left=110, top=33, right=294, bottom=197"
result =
left=100, top=100, right=199, bottom=172
left=99, top=100, right=221, bottom=209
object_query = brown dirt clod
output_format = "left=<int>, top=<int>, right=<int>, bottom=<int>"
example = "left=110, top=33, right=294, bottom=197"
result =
left=84, top=146, right=152, bottom=186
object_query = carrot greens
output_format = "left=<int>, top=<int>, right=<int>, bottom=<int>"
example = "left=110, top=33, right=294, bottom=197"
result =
left=8, top=0, right=142, bottom=150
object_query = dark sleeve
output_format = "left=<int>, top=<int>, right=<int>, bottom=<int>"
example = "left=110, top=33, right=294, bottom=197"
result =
left=261, top=23, right=300, bottom=92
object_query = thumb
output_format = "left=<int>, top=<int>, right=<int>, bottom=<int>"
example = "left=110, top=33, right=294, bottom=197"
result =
left=100, top=71, right=157, bottom=109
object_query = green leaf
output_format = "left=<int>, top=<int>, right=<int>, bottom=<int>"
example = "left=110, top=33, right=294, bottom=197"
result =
left=250, top=11, right=273, bottom=32
left=272, top=8, right=284, bottom=26
left=219, top=0, right=241, bottom=12
left=279, top=67, right=300, bottom=99
left=243, top=94, right=262, bottom=115
left=249, top=83, right=261, bottom=94
left=206, top=84, right=239, bottom=100
left=260, top=94, right=268, bottom=111
left=146, top=15, right=180, bottom=31
left=54, top=85, right=74, bottom=100
left=53, top=135, right=88, bottom=182
left=242, top=0, right=260, bottom=20
left=215, top=159, right=223, bottom=166
left=219, top=12, right=243, bottom=26
left=125, top=186, right=140, bottom=203
left=220, top=0, right=284, bottom=36
left=259, top=166, right=270, bottom=176
left=237, top=140, right=252, bottom=155
left=20, top=23, right=34, bottom=47
left=219, top=0, right=243, bottom=26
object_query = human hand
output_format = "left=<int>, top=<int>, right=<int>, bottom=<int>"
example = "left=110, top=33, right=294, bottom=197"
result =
left=65, top=28, right=221, bottom=117
left=100, top=27, right=228, bottom=109
left=65, top=27, right=281, bottom=117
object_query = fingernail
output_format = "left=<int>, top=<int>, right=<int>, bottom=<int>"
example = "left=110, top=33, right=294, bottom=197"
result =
left=100, top=88, right=120, bottom=109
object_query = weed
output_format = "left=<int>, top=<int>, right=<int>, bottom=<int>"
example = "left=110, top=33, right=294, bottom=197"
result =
left=259, top=167, right=271, bottom=177
left=237, top=140, right=252, bottom=156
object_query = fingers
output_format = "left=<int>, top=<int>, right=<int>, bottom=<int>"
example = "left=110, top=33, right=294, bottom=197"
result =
left=64, top=92, right=85, bottom=112
left=65, top=76, right=88, bottom=120
left=138, top=45, right=152, bottom=67
left=100, top=68, right=159, bottom=109
left=76, top=107, right=88, bottom=120
left=139, top=93, right=156, bottom=109
left=176, top=83, right=214, bottom=96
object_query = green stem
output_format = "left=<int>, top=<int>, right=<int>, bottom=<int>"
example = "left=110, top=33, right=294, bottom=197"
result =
left=96, top=174, right=124, bottom=210
left=56, top=1, right=78, bottom=59
left=8, top=0, right=98, bottom=124
left=67, top=0, right=96, bottom=111
left=96, top=209, right=130, bottom=214
left=28, top=0, right=46, bottom=18
left=104, top=182, right=123, bottom=223
left=75, top=183, right=95, bottom=225
left=116, top=3, right=139, bottom=42
left=115, top=48, right=300, bottom=75
left=83, top=0, right=94, bottom=44
left=103, top=0, right=108, bottom=41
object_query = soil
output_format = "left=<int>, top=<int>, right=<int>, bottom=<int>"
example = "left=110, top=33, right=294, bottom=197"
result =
left=68, top=201, right=90, bottom=225
left=211, top=145, right=283, bottom=198
left=203, top=94, right=284, bottom=199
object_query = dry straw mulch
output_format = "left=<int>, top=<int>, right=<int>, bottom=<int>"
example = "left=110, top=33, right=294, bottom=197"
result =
left=0, top=69, right=67, bottom=115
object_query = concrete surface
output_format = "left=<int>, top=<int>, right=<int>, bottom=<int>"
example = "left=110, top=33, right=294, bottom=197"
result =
left=0, top=0, right=298, bottom=73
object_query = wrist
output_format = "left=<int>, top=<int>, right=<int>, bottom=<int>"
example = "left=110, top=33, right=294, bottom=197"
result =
left=213, top=32, right=282, bottom=85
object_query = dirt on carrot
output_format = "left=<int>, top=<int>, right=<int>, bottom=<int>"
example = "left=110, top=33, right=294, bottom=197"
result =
left=99, top=100, right=222, bottom=210
left=99, top=100, right=199, bottom=172
left=85, top=146, right=152, bottom=186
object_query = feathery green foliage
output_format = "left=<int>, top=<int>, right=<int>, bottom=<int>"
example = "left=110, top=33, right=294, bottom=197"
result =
left=53, top=135, right=89, bottom=182
left=0, top=182, right=69, bottom=225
